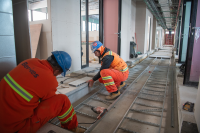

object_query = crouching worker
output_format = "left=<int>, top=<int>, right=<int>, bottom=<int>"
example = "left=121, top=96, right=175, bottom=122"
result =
left=87, top=41, right=129, bottom=100
left=0, top=51, right=85, bottom=133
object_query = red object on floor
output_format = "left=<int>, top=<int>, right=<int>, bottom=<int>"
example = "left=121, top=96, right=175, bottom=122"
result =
left=98, top=69, right=129, bottom=93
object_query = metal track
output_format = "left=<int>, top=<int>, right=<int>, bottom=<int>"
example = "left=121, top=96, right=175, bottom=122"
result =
left=48, top=58, right=156, bottom=131
left=82, top=58, right=156, bottom=132
left=113, top=58, right=170, bottom=133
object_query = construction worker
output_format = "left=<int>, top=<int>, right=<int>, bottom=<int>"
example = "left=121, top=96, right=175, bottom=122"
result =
left=0, top=51, right=85, bottom=133
left=87, top=41, right=129, bottom=100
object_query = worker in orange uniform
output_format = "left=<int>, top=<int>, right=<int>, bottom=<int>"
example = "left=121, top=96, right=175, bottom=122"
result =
left=0, top=51, right=85, bottom=133
left=87, top=41, right=129, bottom=100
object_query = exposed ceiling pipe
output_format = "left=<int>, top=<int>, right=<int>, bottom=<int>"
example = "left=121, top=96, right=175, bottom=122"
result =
left=148, top=0, right=166, bottom=26
left=143, top=0, right=167, bottom=29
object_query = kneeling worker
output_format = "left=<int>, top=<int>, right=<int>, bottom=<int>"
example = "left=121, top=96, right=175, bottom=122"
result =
left=87, top=41, right=129, bottom=100
left=0, top=51, right=85, bottom=133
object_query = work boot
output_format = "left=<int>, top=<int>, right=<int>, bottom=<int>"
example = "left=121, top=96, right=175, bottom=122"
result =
left=118, top=82, right=126, bottom=90
left=71, top=127, right=86, bottom=133
left=105, top=91, right=120, bottom=100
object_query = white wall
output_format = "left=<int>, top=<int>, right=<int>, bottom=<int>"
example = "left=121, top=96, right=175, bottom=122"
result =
left=121, top=0, right=132, bottom=62
left=144, top=8, right=153, bottom=52
left=131, top=0, right=136, bottom=41
left=135, top=1, right=146, bottom=54
left=51, top=0, right=81, bottom=73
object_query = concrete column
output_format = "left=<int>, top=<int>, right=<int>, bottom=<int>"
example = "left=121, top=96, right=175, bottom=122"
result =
left=12, top=0, right=32, bottom=64
left=51, top=0, right=81, bottom=73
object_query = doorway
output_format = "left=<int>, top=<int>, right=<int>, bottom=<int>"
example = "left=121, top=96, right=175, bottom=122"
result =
left=146, top=17, right=151, bottom=52
left=103, top=0, right=121, bottom=55
left=81, top=0, right=102, bottom=68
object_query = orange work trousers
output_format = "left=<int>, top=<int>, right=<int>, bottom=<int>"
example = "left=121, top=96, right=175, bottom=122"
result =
left=99, top=69, right=129, bottom=93
left=18, top=94, right=78, bottom=133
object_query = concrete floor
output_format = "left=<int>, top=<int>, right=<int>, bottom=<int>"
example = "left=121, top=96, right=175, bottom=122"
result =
left=176, top=67, right=198, bottom=124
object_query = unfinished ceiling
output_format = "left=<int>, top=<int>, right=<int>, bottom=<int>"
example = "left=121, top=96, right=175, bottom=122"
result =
left=143, top=0, right=181, bottom=30
left=29, top=0, right=180, bottom=30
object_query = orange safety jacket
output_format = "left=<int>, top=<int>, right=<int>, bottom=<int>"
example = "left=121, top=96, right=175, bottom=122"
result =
left=101, top=51, right=128, bottom=72
left=0, top=59, right=58, bottom=133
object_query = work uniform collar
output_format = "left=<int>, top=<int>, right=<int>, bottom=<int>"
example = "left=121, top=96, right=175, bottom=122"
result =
left=41, top=60, right=54, bottom=73
left=101, top=47, right=110, bottom=57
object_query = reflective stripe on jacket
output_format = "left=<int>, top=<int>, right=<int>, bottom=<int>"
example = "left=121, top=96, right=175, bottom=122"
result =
left=4, top=74, right=33, bottom=102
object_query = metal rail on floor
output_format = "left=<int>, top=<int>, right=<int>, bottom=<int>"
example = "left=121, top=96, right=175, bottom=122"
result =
left=113, top=58, right=170, bottom=133
left=83, top=58, right=157, bottom=133
left=171, top=67, right=175, bottom=127
left=48, top=58, right=158, bottom=132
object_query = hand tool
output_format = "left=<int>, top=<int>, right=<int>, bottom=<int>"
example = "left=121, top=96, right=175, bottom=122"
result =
left=78, top=106, right=107, bottom=124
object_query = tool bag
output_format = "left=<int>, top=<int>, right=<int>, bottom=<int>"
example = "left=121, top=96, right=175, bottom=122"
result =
left=183, top=101, right=194, bottom=112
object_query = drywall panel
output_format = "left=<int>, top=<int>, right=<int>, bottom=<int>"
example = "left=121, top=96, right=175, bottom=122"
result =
left=69, top=77, right=92, bottom=87
left=121, top=0, right=132, bottom=62
left=0, top=0, right=17, bottom=80
left=29, top=24, right=42, bottom=58
left=51, top=0, right=81, bottom=73
left=30, top=20, right=52, bottom=59
left=12, top=0, right=31, bottom=64
left=135, top=1, right=146, bottom=54
left=190, top=0, right=200, bottom=82
left=194, top=78, right=200, bottom=131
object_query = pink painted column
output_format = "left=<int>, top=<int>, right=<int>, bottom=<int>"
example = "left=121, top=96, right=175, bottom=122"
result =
left=103, top=0, right=119, bottom=53
left=190, top=1, right=200, bottom=82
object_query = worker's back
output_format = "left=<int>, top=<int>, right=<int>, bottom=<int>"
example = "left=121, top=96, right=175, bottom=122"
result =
left=0, top=58, right=58, bottom=133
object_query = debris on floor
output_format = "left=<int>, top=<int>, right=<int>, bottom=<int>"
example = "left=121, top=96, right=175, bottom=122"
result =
left=181, top=121, right=199, bottom=133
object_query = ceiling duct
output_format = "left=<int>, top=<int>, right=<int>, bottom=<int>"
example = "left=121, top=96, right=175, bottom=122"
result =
left=143, top=0, right=167, bottom=29
left=143, top=0, right=181, bottom=30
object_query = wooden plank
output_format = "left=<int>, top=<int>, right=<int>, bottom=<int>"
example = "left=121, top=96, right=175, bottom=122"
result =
left=29, top=24, right=42, bottom=58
